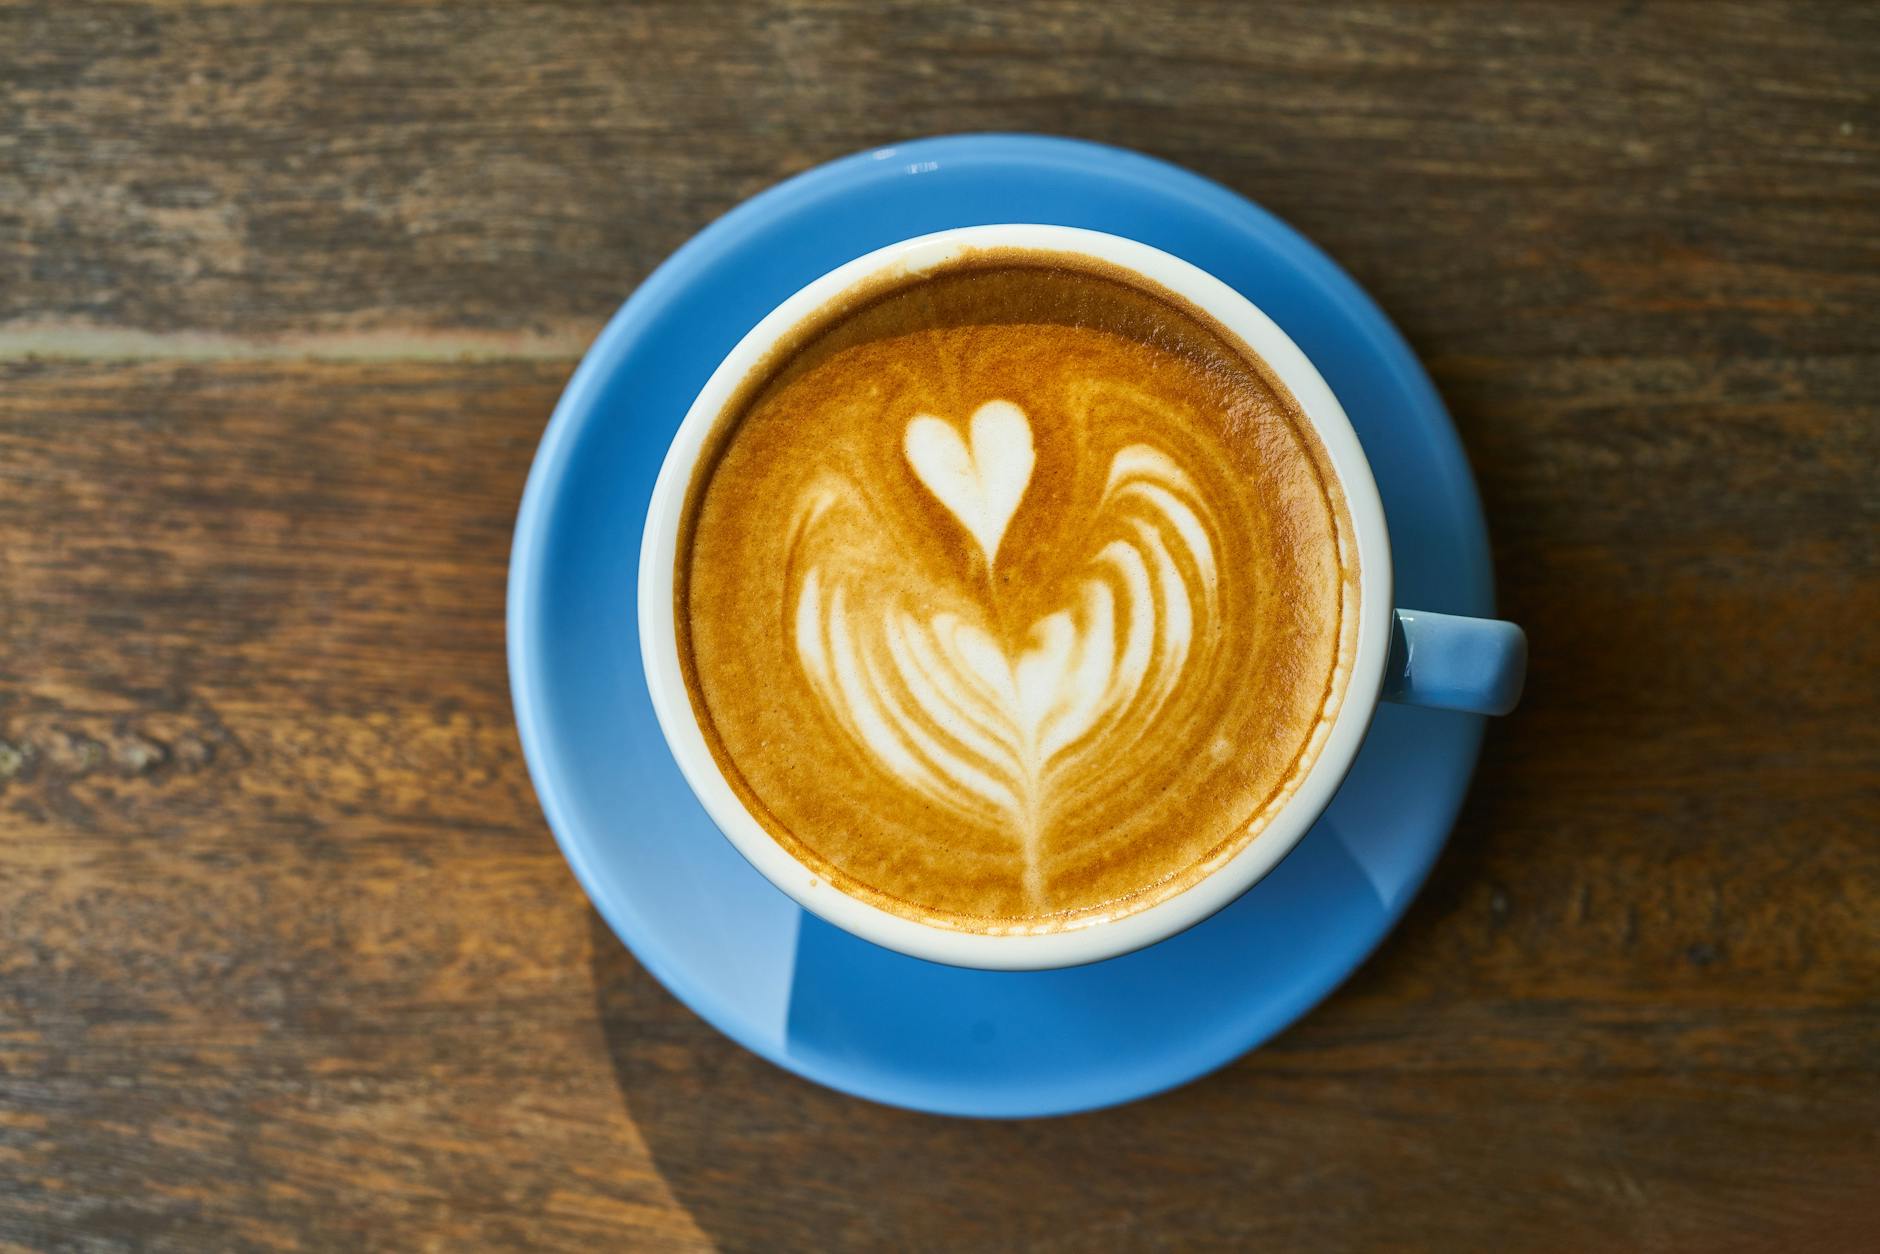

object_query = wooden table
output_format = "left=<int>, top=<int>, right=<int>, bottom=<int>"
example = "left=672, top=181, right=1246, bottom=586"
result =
left=4, top=3, right=1875, bottom=1249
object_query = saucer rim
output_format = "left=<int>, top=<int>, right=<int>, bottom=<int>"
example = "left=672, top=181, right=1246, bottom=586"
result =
left=508, top=132, right=1490, bottom=1117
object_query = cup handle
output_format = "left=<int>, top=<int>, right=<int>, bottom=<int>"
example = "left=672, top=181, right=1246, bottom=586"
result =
left=1380, top=608, right=1527, bottom=716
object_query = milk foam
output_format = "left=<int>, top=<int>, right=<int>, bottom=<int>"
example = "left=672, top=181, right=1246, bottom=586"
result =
left=903, top=400, right=1035, bottom=563
left=791, top=401, right=1217, bottom=905
left=678, top=260, right=1357, bottom=932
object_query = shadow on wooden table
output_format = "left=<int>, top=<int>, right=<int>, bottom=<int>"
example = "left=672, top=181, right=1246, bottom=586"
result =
left=588, top=907, right=1304, bottom=1248
left=577, top=688, right=1538, bottom=1249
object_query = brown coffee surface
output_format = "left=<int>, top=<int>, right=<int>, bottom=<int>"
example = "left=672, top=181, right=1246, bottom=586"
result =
left=676, top=254, right=1359, bottom=934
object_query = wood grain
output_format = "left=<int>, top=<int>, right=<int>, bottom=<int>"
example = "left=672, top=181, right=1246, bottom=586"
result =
left=2, top=1, right=1877, bottom=1250
left=7, top=2, right=1876, bottom=354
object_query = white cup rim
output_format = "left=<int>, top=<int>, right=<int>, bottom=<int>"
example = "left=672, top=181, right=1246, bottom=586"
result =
left=639, top=224, right=1393, bottom=970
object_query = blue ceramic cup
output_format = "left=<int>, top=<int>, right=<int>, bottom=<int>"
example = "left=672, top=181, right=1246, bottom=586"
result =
left=640, top=225, right=1525, bottom=971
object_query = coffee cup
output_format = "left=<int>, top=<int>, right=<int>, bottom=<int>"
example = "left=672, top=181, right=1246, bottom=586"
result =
left=640, top=224, right=1524, bottom=970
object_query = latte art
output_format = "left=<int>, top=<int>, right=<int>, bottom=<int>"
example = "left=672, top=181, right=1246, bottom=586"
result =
left=903, top=399, right=1035, bottom=564
left=792, top=400, right=1218, bottom=905
left=677, top=257, right=1359, bottom=933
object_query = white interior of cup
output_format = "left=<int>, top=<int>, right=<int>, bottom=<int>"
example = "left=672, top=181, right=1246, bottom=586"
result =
left=638, top=224, right=1393, bottom=970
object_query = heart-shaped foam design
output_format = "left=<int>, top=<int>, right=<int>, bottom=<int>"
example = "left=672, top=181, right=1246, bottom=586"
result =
left=903, top=400, right=1037, bottom=563
left=792, top=400, right=1218, bottom=906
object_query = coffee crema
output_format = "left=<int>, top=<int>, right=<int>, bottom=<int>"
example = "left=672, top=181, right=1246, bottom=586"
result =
left=675, top=253, right=1359, bottom=935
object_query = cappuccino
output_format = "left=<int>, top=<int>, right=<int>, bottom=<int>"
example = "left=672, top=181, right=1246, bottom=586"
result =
left=675, top=253, right=1359, bottom=935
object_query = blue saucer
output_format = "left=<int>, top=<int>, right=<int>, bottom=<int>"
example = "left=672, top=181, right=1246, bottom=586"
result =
left=509, top=135, right=1492, bottom=1118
